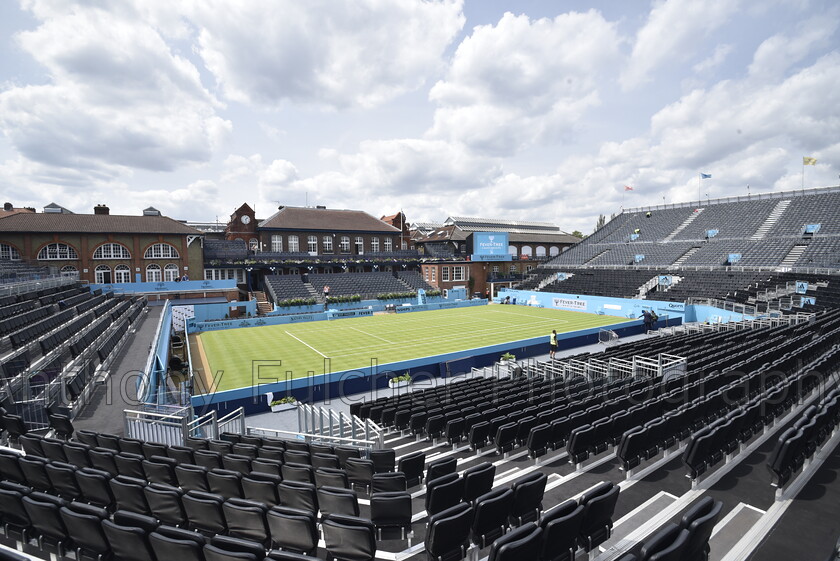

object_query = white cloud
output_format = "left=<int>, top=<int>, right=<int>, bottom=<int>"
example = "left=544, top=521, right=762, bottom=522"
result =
left=748, top=15, right=838, bottom=80
left=692, top=43, right=733, bottom=74
left=190, top=0, right=465, bottom=109
left=0, top=3, right=230, bottom=176
left=428, top=10, right=621, bottom=155
left=622, top=0, right=740, bottom=90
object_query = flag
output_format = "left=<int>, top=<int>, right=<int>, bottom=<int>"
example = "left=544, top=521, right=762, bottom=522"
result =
left=803, top=157, right=817, bottom=166
left=624, top=185, right=633, bottom=191
left=700, top=173, right=711, bottom=179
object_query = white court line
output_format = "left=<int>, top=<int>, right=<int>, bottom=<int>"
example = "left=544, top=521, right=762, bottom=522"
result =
left=347, top=326, right=395, bottom=344
left=284, top=331, right=329, bottom=358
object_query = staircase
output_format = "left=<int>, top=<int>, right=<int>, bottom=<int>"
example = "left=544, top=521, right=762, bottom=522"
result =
left=663, top=208, right=704, bottom=242
left=250, top=291, right=274, bottom=315
left=584, top=248, right=611, bottom=265
left=778, top=244, right=808, bottom=269
left=303, top=282, right=323, bottom=303
left=539, top=272, right=570, bottom=290
left=671, top=246, right=701, bottom=267
left=751, top=200, right=791, bottom=240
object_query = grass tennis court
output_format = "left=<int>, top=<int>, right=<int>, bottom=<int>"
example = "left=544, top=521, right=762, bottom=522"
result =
left=192, top=305, right=624, bottom=393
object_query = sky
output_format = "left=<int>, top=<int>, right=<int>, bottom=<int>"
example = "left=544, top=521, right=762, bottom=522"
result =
left=0, top=0, right=838, bottom=234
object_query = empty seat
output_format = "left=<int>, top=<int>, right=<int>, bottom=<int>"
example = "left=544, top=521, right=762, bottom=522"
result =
left=679, top=497, right=723, bottom=561
left=317, top=486, right=360, bottom=518
left=144, top=483, right=186, bottom=527
left=242, top=473, right=282, bottom=506
left=315, top=467, right=350, bottom=489
left=471, top=487, right=514, bottom=548
left=110, top=475, right=150, bottom=515
left=76, top=468, right=115, bottom=510
left=281, top=463, right=314, bottom=485
left=115, top=453, right=147, bottom=479
left=102, top=519, right=157, bottom=561
left=208, top=469, right=244, bottom=499
left=346, top=458, right=375, bottom=492
left=578, top=481, right=620, bottom=552
left=183, top=490, right=227, bottom=535
left=370, top=491, right=412, bottom=539
left=488, top=522, right=542, bottom=561
left=425, top=502, right=473, bottom=561
left=149, top=526, right=207, bottom=561
left=509, top=471, right=547, bottom=526
left=397, top=451, right=425, bottom=487
left=372, top=471, right=406, bottom=493
left=538, top=499, right=584, bottom=561
left=278, top=481, right=318, bottom=513
left=370, top=449, right=396, bottom=473
left=426, top=456, right=457, bottom=482
left=60, top=502, right=110, bottom=560
left=322, top=514, right=377, bottom=561
left=426, top=473, right=464, bottom=516
left=22, top=493, right=71, bottom=557
left=639, top=522, right=690, bottom=561
left=463, top=462, right=496, bottom=503
left=204, top=535, right=265, bottom=561
left=176, top=464, right=211, bottom=492
left=223, top=498, right=271, bottom=548
left=267, top=505, right=319, bottom=555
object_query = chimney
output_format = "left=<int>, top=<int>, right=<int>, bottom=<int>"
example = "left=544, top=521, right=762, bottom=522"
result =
left=3, top=202, right=12, bottom=211
left=94, top=204, right=110, bottom=215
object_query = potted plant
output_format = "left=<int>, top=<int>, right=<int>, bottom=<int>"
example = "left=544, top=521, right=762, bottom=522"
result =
left=500, top=352, right=516, bottom=364
left=268, top=396, right=298, bottom=412
left=388, top=372, right=412, bottom=389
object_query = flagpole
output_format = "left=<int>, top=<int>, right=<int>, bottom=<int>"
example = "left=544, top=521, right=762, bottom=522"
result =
left=802, top=161, right=805, bottom=190
left=698, top=173, right=701, bottom=203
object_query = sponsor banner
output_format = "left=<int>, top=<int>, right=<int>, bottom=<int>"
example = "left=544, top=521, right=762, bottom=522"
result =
left=795, top=281, right=809, bottom=294
left=471, top=232, right=511, bottom=261
left=728, top=253, right=741, bottom=263
left=658, top=275, right=672, bottom=286
left=801, top=296, right=816, bottom=306
left=665, top=302, right=686, bottom=311
left=552, top=297, right=587, bottom=310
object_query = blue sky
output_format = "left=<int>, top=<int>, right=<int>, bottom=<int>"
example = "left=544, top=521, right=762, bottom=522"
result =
left=0, top=0, right=838, bottom=233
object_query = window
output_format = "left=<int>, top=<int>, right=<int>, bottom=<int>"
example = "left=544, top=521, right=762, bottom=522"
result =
left=355, top=236, right=364, bottom=254
left=164, top=263, right=179, bottom=282
left=114, top=264, right=131, bottom=283
left=521, top=246, right=532, bottom=256
left=371, top=237, right=380, bottom=252
left=384, top=238, right=393, bottom=252
left=323, top=236, right=333, bottom=253
left=60, top=265, right=78, bottom=278
left=452, top=266, right=465, bottom=281
left=424, top=268, right=429, bottom=281
left=249, top=238, right=259, bottom=252
left=94, top=265, right=111, bottom=284
left=492, top=265, right=500, bottom=273
left=288, top=235, right=299, bottom=252
left=205, top=268, right=244, bottom=282
left=0, top=243, right=20, bottom=261
left=308, top=236, right=317, bottom=253
left=271, top=235, right=283, bottom=252
left=146, top=263, right=162, bottom=282
left=94, top=243, right=131, bottom=259
left=536, top=246, right=546, bottom=257
left=508, top=245, right=517, bottom=256
left=401, top=240, right=407, bottom=250
left=509, top=264, right=517, bottom=272
left=549, top=246, right=560, bottom=256
left=143, top=243, right=177, bottom=259
left=526, top=265, right=534, bottom=272
left=340, top=236, right=350, bottom=253
left=37, top=243, right=78, bottom=260
left=431, top=268, right=436, bottom=282
left=441, top=267, right=450, bottom=281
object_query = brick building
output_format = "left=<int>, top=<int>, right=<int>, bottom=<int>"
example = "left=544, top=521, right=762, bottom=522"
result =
left=0, top=204, right=204, bottom=285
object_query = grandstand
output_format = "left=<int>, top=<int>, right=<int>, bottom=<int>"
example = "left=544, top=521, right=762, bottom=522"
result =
left=1, top=185, right=840, bottom=561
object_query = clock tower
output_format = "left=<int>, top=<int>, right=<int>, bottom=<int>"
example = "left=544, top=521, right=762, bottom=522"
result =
left=225, top=203, right=257, bottom=244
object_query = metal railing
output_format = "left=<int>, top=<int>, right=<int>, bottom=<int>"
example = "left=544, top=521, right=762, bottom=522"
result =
left=624, top=184, right=840, bottom=214
left=0, top=273, right=76, bottom=296
left=297, top=404, right=384, bottom=449
left=125, top=405, right=193, bottom=445
left=537, top=352, right=687, bottom=382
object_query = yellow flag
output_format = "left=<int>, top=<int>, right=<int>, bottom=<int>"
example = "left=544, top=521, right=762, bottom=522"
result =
left=803, top=156, right=817, bottom=165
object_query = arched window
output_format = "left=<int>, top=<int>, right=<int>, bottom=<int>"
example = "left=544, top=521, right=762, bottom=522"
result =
left=535, top=246, right=546, bottom=257
left=521, top=245, right=533, bottom=256
left=37, top=243, right=78, bottom=260
left=0, top=243, right=20, bottom=261
left=114, top=264, right=131, bottom=283
left=549, top=246, right=560, bottom=256
left=164, top=263, right=179, bottom=282
left=249, top=238, right=259, bottom=252
left=144, top=243, right=179, bottom=259
left=93, top=243, right=131, bottom=259
left=508, top=245, right=517, bottom=256
left=94, top=265, right=111, bottom=284
left=146, top=263, right=162, bottom=282
left=60, top=265, right=78, bottom=278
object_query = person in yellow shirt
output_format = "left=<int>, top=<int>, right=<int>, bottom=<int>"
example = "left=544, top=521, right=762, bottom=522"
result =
left=549, top=330, right=557, bottom=359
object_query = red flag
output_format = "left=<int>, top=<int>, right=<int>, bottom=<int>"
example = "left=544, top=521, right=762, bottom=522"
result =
left=624, top=185, right=634, bottom=191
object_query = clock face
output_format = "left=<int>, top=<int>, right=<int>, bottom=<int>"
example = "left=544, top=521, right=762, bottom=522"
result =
left=240, top=215, right=251, bottom=225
